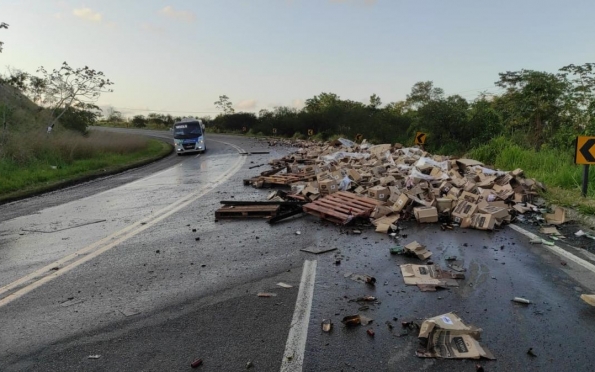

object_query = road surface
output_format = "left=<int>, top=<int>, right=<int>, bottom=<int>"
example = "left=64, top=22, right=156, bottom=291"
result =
left=1, top=129, right=595, bottom=371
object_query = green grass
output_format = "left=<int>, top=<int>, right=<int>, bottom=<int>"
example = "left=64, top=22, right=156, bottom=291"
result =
left=0, top=131, right=170, bottom=200
left=467, top=136, right=595, bottom=213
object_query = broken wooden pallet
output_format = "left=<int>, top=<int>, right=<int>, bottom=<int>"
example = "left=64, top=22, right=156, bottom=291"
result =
left=215, top=205, right=280, bottom=219
left=302, top=191, right=384, bottom=224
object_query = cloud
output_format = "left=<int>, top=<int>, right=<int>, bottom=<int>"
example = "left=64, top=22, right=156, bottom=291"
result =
left=235, top=99, right=258, bottom=110
left=159, top=6, right=196, bottom=23
left=141, top=23, right=165, bottom=34
left=72, top=7, right=102, bottom=22
left=292, top=99, right=305, bottom=109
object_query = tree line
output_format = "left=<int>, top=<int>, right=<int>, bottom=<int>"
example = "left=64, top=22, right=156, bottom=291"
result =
left=211, top=63, right=595, bottom=154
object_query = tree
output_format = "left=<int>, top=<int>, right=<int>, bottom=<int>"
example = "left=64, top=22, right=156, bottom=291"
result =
left=406, top=81, right=444, bottom=109
left=36, top=62, right=114, bottom=131
left=131, top=115, right=147, bottom=128
left=0, top=22, right=8, bottom=53
left=495, top=70, right=569, bottom=148
left=59, top=104, right=100, bottom=134
left=369, top=94, right=382, bottom=109
left=214, top=95, right=234, bottom=115
left=105, top=106, right=123, bottom=122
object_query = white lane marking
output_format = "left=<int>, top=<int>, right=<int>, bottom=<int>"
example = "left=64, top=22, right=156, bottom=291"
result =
left=280, top=260, right=317, bottom=372
left=0, top=142, right=247, bottom=308
left=510, top=224, right=595, bottom=273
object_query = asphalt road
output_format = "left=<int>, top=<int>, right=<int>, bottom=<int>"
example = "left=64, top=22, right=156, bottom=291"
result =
left=1, top=129, right=595, bottom=372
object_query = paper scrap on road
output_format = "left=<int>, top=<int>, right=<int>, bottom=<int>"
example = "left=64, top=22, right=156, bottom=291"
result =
left=276, top=282, right=293, bottom=288
left=580, top=294, right=595, bottom=307
left=404, top=241, right=432, bottom=260
left=416, top=312, right=495, bottom=360
left=400, top=264, right=464, bottom=290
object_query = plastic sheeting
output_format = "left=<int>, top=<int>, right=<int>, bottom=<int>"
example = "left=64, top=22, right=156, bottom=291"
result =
left=470, top=166, right=507, bottom=176
left=338, top=138, right=357, bottom=148
left=321, top=151, right=371, bottom=162
left=338, top=176, right=352, bottom=191
left=414, top=157, right=450, bottom=172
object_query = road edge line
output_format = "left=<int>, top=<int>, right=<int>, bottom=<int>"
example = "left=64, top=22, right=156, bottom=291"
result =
left=510, top=223, right=595, bottom=273
left=280, top=259, right=317, bottom=372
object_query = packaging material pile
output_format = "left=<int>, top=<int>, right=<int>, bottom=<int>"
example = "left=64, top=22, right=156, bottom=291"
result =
left=236, top=138, right=554, bottom=233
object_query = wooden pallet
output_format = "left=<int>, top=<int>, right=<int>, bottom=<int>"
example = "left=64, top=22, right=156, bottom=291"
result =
left=215, top=205, right=280, bottom=219
left=302, top=191, right=384, bottom=224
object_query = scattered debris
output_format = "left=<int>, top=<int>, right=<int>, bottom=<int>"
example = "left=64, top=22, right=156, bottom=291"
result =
left=390, top=246, right=405, bottom=255
left=447, top=260, right=466, bottom=272
left=295, top=231, right=301, bottom=235
left=345, top=273, right=376, bottom=285
left=540, top=226, right=562, bottom=236
left=300, top=246, right=337, bottom=254
left=545, top=207, right=567, bottom=225
left=257, top=292, right=277, bottom=297
left=512, top=297, right=531, bottom=304
left=276, top=282, right=293, bottom=288
left=416, top=312, right=495, bottom=360
left=403, top=241, right=432, bottom=260
left=342, top=314, right=373, bottom=327
left=246, top=361, right=254, bottom=369
left=321, top=319, right=333, bottom=332
left=527, top=348, right=537, bottom=357
left=191, top=358, right=203, bottom=368
left=367, top=329, right=375, bottom=337
left=580, top=294, right=595, bottom=307
left=88, top=355, right=101, bottom=359
left=400, top=264, right=464, bottom=291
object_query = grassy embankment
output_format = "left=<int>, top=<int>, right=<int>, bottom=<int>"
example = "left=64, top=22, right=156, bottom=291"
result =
left=467, top=137, right=595, bottom=214
left=0, top=130, right=170, bottom=202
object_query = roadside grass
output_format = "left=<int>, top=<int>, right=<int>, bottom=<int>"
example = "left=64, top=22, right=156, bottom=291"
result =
left=467, top=136, right=595, bottom=212
left=0, top=131, right=170, bottom=200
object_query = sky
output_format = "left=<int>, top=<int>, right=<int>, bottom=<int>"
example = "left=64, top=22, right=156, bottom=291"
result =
left=2, top=0, right=595, bottom=117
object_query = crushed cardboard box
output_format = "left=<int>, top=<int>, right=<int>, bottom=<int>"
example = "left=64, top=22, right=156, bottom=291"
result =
left=417, top=312, right=495, bottom=360
left=400, top=264, right=464, bottom=290
left=403, top=241, right=432, bottom=260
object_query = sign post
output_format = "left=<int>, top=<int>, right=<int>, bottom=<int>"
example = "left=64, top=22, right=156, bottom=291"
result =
left=574, top=135, right=595, bottom=197
left=415, top=132, right=427, bottom=146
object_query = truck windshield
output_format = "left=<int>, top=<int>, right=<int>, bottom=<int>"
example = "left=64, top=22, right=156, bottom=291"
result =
left=173, top=123, right=202, bottom=139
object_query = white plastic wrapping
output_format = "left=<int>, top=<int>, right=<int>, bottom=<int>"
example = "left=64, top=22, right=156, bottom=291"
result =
left=321, top=151, right=371, bottom=162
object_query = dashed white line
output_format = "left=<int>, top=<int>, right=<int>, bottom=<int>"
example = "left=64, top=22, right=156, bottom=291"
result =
left=280, top=259, right=317, bottom=372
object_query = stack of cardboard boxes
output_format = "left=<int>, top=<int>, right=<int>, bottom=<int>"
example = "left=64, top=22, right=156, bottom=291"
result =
left=262, top=139, right=549, bottom=233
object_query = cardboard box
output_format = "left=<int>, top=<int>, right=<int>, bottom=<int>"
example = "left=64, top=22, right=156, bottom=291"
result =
left=368, top=185, right=389, bottom=202
left=452, top=200, right=478, bottom=222
left=371, top=205, right=393, bottom=219
left=319, top=179, right=338, bottom=195
left=545, top=207, right=567, bottom=225
left=436, top=198, right=453, bottom=213
left=380, top=175, right=396, bottom=186
left=392, top=193, right=410, bottom=212
left=460, top=191, right=479, bottom=203
left=373, top=213, right=400, bottom=227
left=399, top=264, right=463, bottom=287
left=347, top=168, right=362, bottom=182
left=478, top=205, right=509, bottom=219
left=417, top=312, right=495, bottom=360
left=470, top=213, right=496, bottom=230
left=447, top=187, right=462, bottom=200
left=404, top=241, right=432, bottom=260
left=414, top=206, right=439, bottom=223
